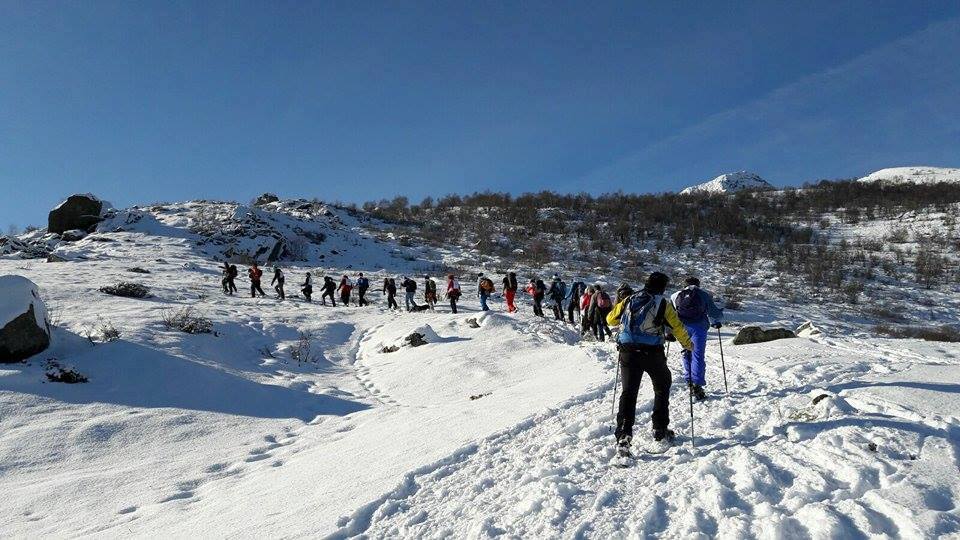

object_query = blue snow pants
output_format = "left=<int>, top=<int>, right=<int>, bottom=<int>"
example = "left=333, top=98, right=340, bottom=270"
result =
left=682, top=323, right=709, bottom=386
left=479, top=293, right=490, bottom=311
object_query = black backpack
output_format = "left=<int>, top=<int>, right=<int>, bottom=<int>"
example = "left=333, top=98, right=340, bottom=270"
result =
left=675, top=288, right=706, bottom=322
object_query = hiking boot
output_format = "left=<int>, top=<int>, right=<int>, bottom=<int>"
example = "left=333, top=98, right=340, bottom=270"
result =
left=693, top=385, right=707, bottom=401
left=653, top=429, right=675, bottom=442
left=616, top=435, right=633, bottom=457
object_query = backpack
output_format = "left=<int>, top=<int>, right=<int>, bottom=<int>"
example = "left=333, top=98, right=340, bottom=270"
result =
left=553, top=282, right=567, bottom=301
left=596, top=292, right=611, bottom=309
left=617, top=292, right=666, bottom=347
left=674, top=288, right=706, bottom=322
left=228, top=265, right=238, bottom=278
left=480, top=278, right=494, bottom=293
left=357, top=277, right=369, bottom=289
left=426, top=280, right=436, bottom=293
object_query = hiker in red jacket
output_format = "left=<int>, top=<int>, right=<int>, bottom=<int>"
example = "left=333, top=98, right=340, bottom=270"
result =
left=502, top=272, right=519, bottom=313
left=248, top=264, right=266, bottom=298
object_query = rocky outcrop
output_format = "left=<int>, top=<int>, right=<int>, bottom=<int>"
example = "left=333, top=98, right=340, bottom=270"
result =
left=48, top=194, right=104, bottom=234
left=0, top=276, right=51, bottom=363
left=732, top=326, right=796, bottom=345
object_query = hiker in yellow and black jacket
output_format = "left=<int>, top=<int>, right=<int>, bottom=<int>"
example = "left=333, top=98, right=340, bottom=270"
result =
left=606, top=271, right=693, bottom=455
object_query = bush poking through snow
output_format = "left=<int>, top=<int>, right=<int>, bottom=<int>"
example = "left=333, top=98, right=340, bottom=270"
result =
left=44, top=360, right=88, bottom=384
left=126, top=267, right=151, bottom=274
left=874, top=324, right=960, bottom=342
left=291, top=330, right=319, bottom=365
left=161, top=307, right=213, bottom=335
left=100, top=282, right=150, bottom=298
left=84, top=318, right=121, bottom=343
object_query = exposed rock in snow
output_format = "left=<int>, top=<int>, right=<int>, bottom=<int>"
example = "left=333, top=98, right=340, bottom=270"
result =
left=731, top=325, right=796, bottom=345
left=857, top=166, right=960, bottom=185
left=254, top=193, right=280, bottom=206
left=680, top=171, right=775, bottom=195
left=48, top=194, right=106, bottom=234
left=0, top=275, right=50, bottom=363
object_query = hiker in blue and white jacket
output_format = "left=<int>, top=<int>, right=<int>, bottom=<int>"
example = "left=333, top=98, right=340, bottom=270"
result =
left=670, top=277, right=723, bottom=401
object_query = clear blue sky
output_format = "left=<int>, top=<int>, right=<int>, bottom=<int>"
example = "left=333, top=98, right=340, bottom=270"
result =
left=3, top=1, right=959, bottom=228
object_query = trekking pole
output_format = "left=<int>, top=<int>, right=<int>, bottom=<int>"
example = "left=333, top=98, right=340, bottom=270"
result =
left=610, top=366, right=620, bottom=432
left=689, top=383, right=696, bottom=449
left=666, top=341, right=671, bottom=356
left=717, top=327, right=729, bottom=394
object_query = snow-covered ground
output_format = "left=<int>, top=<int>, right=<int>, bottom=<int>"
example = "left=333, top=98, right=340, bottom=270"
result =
left=858, top=166, right=960, bottom=185
left=679, top=171, right=775, bottom=195
left=1, top=203, right=959, bottom=538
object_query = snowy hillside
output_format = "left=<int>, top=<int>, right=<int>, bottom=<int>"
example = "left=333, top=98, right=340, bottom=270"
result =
left=1, top=191, right=959, bottom=537
left=680, top=171, right=775, bottom=195
left=859, top=166, right=960, bottom=185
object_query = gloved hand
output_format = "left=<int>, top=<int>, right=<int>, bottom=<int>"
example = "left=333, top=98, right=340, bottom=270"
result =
left=711, top=322, right=723, bottom=329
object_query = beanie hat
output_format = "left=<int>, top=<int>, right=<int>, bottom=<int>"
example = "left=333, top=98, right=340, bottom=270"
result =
left=645, top=272, right=670, bottom=294
left=685, top=277, right=700, bottom=287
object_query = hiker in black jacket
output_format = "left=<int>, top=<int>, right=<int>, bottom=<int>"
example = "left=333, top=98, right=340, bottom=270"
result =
left=321, top=276, right=337, bottom=306
left=383, top=278, right=399, bottom=310
left=271, top=267, right=286, bottom=300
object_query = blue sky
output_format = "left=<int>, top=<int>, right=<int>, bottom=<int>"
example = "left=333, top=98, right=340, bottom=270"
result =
left=2, top=1, right=959, bottom=228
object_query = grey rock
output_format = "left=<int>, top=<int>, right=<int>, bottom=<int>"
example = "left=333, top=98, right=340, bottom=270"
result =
left=48, top=194, right=103, bottom=234
left=732, top=326, right=797, bottom=345
left=1, top=304, right=50, bottom=364
left=405, top=332, right=427, bottom=347
left=253, top=193, right=280, bottom=206
left=61, top=229, right=88, bottom=242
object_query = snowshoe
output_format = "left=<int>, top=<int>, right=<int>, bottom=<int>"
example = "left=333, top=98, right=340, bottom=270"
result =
left=611, top=436, right=635, bottom=467
left=647, top=429, right=675, bottom=454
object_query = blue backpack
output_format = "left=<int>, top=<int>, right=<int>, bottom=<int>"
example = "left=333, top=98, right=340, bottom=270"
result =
left=674, top=287, right=705, bottom=322
left=617, top=292, right=666, bottom=347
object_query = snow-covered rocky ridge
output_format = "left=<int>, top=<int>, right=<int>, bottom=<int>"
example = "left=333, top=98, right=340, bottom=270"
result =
left=859, top=166, right=960, bottom=185
left=1, top=193, right=959, bottom=537
left=680, top=171, right=775, bottom=195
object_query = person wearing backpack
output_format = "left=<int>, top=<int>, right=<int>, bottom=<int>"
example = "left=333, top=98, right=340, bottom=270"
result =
left=502, top=272, right=519, bottom=313
left=567, top=280, right=586, bottom=324
left=607, top=272, right=693, bottom=454
left=338, top=275, right=353, bottom=305
left=476, top=273, right=495, bottom=311
left=221, top=262, right=233, bottom=295
left=581, top=285, right=596, bottom=336
left=590, top=284, right=614, bottom=341
left=402, top=276, right=419, bottom=311
left=670, top=277, right=724, bottom=401
left=548, top=275, right=568, bottom=320
left=301, top=272, right=313, bottom=302
left=446, top=274, right=461, bottom=313
left=383, top=277, right=399, bottom=310
left=423, top=275, right=438, bottom=310
left=320, top=276, right=337, bottom=306
left=271, top=267, right=286, bottom=300
left=532, top=278, right=547, bottom=317
left=248, top=264, right=266, bottom=298
left=356, top=273, right=370, bottom=306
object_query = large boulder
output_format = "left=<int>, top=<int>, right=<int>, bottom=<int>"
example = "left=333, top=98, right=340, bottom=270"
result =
left=253, top=193, right=280, bottom=206
left=48, top=194, right=104, bottom=234
left=0, top=275, right=51, bottom=363
left=732, top=325, right=797, bottom=345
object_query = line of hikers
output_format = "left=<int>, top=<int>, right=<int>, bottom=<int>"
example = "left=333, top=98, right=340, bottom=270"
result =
left=222, top=263, right=723, bottom=452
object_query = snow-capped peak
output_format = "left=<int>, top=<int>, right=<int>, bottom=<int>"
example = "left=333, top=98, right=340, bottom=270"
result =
left=680, top=171, right=774, bottom=195
left=857, top=166, right=960, bottom=185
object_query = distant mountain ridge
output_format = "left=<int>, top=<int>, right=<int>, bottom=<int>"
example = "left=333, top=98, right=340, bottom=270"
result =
left=858, top=166, right=960, bottom=185
left=680, top=171, right=774, bottom=195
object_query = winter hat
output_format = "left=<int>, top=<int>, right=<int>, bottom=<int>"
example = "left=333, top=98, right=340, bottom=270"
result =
left=552, top=274, right=560, bottom=281
left=685, top=277, right=700, bottom=287
left=645, top=272, right=670, bottom=294
left=586, top=286, right=596, bottom=294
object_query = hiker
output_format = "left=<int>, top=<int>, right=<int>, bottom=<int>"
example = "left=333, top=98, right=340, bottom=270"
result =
left=221, top=263, right=233, bottom=294
left=248, top=264, right=266, bottom=297
left=581, top=285, right=596, bottom=336
left=320, top=276, right=337, bottom=306
left=338, top=275, right=353, bottom=305
left=607, top=272, right=693, bottom=453
left=616, top=282, right=634, bottom=303
left=548, top=275, right=567, bottom=320
left=301, top=272, right=313, bottom=302
left=227, top=264, right=239, bottom=294
left=382, top=278, right=399, bottom=310
left=502, top=272, right=519, bottom=313
left=356, top=273, right=370, bottom=306
left=424, top=275, right=438, bottom=311
left=567, top=280, right=586, bottom=323
left=670, top=277, right=724, bottom=401
left=527, top=278, right=546, bottom=317
left=477, top=273, right=494, bottom=311
left=590, top=284, right=613, bottom=341
left=447, top=274, right=461, bottom=313
left=402, top=276, right=419, bottom=311
left=271, top=267, right=285, bottom=300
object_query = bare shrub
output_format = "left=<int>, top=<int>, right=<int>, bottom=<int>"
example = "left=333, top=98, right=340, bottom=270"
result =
left=100, top=282, right=150, bottom=298
left=874, top=324, right=960, bottom=342
left=291, top=330, right=319, bottom=365
left=161, top=307, right=213, bottom=334
left=285, top=237, right=309, bottom=261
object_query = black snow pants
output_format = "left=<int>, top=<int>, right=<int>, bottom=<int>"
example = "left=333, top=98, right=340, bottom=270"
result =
left=533, top=294, right=545, bottom=317
left=251, top=280, right=266, bottom=297
left=615, top=344, right=672, bottom=441
left=358, top=288, right=368, bottom=306
left=567, top=300, right=579, bottom=324
left=322, top=290, right=336, bottom=306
